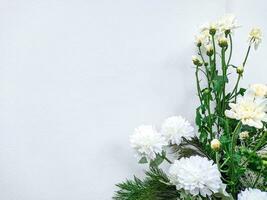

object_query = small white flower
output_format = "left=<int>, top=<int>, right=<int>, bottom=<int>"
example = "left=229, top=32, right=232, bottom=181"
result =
left=239, top=131, right=249, bottom=140
left=200, top=22, right=218, bottom=33
left=130, top=125, right=167, bottom=161
left=161, top=116, right=195, bottom=145
left=238, top=188, right=267, bottom=200
left=247, top=84, right=267, bottom=98
left=195, top=30, right=210, bottom=46
left=249, top=27, right=262, bottom=49
left=205, top=44, right=213, bottom=51
left=169, top=156, right=224, bottom=197
left=218, top=14, right=240, bottom=33
left=225, top=95, right=267, bottom=129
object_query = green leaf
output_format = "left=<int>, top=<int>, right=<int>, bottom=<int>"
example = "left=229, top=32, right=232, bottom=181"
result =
left=213, top=75, right=224, bottom=93
left=149, top=154, right=164, bottom=167
left=138, top=157, right=148, bottom=164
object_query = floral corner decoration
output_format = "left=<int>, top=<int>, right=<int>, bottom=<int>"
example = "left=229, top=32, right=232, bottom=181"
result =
left=113, top=14, right=267, bottom=200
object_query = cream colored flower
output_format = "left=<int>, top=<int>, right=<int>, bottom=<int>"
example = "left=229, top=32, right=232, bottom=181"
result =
left=249, top=27, right=262, bottom=49
left=225, top=96, right=267, bottom=129
left=195, top=30, right=210, bottom=46
left=200, top=22, right=218, bottom=33
left=247, top=84, right=267, bottom=98
left=218, top=14, right=239, bottom=33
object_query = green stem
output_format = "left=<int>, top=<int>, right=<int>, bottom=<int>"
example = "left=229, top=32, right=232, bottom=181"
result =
left=227, top=34, right=233, bottom=67
left=221, top=48, right=227, bottom=114
left=195, top=67, right=202, bottom=103
left=230, top=45, right=251, bottom=101
left=241, top=132, right=267, bottom=166
left=231, top=122, right=242, bottom=152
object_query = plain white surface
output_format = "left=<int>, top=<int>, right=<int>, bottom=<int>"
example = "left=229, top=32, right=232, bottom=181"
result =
left=0, top=0, right=266, bottom=199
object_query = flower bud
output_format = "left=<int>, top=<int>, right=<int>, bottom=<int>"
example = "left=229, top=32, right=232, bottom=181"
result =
left=205, top=44, right=214, bottom=56
left=211, top=139, right=221, bottom=151
left=239, top=131, right=249, bottom=140
left=203, top=88, right=210, bottom=95
left=209, top=24, right=217, bottom=35
left=236, top=66, right=244, bottom=74
left=225, top=29, right=231, bottom=36
left=218, top=37, right=228, bottom=48
left=192, top=56, right=202, bottom=66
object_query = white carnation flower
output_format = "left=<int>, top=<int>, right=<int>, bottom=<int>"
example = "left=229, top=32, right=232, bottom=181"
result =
left=130, top=125, right=167, bottom=161
left=248, top=27, right=262, bottom=50
left=218, top=14, right=239, bottom=33
left=247, top=84, right=267, bottom=98
left=238, top=188, right=267, bottom=200
left=169, top=156, right=224, bottom=197
left=225, top=95, right=267, bottom=129
left=161, top=116, right=195, bottom=145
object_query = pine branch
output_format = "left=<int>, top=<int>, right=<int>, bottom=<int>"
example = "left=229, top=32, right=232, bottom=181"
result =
left=113, top=167, right=178, bottom=200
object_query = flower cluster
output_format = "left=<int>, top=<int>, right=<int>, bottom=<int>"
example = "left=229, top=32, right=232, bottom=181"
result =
left=130, top=116, right=195, bottom=161
left=115, top=14, right=267, bottom=200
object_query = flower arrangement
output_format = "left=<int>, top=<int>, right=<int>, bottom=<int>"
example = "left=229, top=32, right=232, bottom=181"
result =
left=113, top=14, right=267, bottom=200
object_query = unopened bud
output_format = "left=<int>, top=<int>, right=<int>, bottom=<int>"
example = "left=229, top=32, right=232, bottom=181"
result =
left=236, top=66, right=244, bottom=74
left=218, top=37, right=228, bottom=48
left=209, top=25, right=217, bottom=35
left=192, top=56, right=202, bottom=66
left=239, top=131, right=249, bottom=140
left=211, top=139, right=221, bottom=151
left=205, top=44, right=214, bottom=56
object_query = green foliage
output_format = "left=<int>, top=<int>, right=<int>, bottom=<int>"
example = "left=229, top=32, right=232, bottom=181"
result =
left=113, top=167, right=178, bottom=200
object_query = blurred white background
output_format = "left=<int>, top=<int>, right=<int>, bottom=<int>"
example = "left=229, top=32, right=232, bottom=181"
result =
left=0, top=0, right=266, bottom=199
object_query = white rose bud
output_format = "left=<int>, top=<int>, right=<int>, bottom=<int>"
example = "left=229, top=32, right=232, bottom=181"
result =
left=239, top=131, right=249, bottom=140
left=211, top=139, right=221, bottom=151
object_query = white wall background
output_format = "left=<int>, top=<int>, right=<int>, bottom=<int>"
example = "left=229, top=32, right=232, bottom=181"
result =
left=0, top=0, right=266, bottom=199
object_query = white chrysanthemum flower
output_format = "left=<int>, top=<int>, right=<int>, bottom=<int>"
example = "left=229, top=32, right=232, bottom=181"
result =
left=247, top=84, right=267, bottom=98
left=225, top=96, right=267, bottom=129
left=161, top=116, right=195, bottom=145
left=195, top=30, right=211, bottom=46
left=218, top=14, right=239, bottom=33
left=200, top=22, right=218, bottom=33
left=130, top=125, right=167, bottom=160
left=169, top=156, right=224, bottom=197
left=248, top=27, right=262, bottom=50
left=238, top=188, right=267, bottom=200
